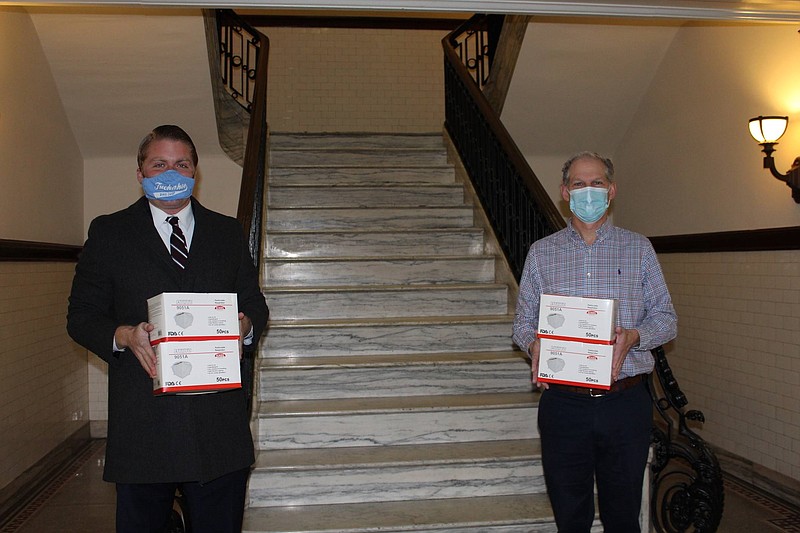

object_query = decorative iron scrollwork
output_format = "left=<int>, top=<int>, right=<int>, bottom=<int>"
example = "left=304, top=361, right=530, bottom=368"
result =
left=217, top=10, right=261, bottom=112
left=648, top=345, right=724, bottom=532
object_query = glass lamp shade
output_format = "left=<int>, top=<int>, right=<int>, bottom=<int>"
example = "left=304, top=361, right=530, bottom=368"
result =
left=749, top=115, right=788, bottom=143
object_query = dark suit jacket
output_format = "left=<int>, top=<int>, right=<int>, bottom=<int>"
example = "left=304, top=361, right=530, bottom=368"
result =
left=67, top=197, right=269, bottom=484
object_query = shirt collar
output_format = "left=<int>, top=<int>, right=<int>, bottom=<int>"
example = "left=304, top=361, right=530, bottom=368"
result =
left=567, top=217, right=614, bottom=243
left=148, top=201, right=194, bottom=229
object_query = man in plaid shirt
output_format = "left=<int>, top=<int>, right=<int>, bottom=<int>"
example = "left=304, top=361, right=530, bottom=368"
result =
left=513, top=151, right=677, bottom=533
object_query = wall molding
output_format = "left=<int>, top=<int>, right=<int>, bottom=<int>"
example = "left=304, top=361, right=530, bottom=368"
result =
left=650, top=226, right=800, bottom=254
left=0, top=239, right=82, bottom=262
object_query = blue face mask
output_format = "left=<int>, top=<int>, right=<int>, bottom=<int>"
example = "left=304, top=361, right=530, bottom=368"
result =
left=141, top=170, right=194, bottom=201
left=569, top=186, right=609, bottom=223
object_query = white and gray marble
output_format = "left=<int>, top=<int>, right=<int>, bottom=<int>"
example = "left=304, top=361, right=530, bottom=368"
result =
left=263, top=283, right=507, bottom=320
left=260, top=354, right=532, bottom=400
left=271, top=148, right=449, bottom=168
left=247, top=133, right=559, bottom=532
left=243, top=493, right=565, bottom=533
left=268, top=185, right=466, bottom=208
left=249, top=459, right=544, bottom=507
left=269, top=166, right=456, bottom=187
left=263, top=257, right=495, bottom=287
left=257, top=393, right=538, bottom=449
left=270, top=132, right=446, bottom=151
left=262, top=317, right=515, bottom=358
left=266, top=229, right=485, bottom=259
left=266, top=206, right=474, bottom=231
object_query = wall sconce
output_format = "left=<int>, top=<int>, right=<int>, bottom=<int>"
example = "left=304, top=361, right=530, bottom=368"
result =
left=748, top=115, right=800, bottom=203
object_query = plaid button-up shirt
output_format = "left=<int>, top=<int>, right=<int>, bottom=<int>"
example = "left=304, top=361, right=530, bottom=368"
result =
left=512, top=219, right=677, bottom=379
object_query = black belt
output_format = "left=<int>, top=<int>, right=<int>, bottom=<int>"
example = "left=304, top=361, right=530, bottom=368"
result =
left=547, top=374, right=647, bottom=397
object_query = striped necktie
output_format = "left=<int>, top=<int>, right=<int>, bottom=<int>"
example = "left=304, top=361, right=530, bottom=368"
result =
left=166, top=216, right=189, bottom=269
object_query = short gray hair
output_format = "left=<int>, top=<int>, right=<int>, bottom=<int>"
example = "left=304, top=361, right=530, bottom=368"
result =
left=561, top=151, right=614, bottom=186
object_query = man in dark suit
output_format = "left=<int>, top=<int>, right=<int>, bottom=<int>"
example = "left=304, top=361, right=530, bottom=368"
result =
left=67, top=125, right=269, bottom=533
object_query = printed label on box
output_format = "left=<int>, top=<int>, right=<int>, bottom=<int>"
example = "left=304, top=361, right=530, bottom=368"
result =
left=153, top=339, right=241, bottom=395
left=537, top=338, right=613, bottom=389
left=148, top=292, right=239, bottom=345
left=537, top=294, right=618, bottom=343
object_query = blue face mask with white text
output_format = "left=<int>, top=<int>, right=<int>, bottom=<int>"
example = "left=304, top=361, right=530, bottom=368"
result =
left=141, top=170, right=194, bottom=201
left=569, top=186, right=609, bottom=223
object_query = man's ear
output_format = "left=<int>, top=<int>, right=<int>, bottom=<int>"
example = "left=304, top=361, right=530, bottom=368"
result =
left=608, top=182, right=617, bottom=201
left=560, top=184, right=570, bottom=203
left=136, top=168, right=144, bottom=184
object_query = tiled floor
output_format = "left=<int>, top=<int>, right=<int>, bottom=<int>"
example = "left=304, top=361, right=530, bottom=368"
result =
left=1, top=439, right=798, bottom=532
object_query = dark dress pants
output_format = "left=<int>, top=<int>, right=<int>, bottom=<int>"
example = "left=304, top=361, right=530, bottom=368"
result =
left=115, top=466, right=250, bottom=533
left=538, top=380, right=652, bottom=533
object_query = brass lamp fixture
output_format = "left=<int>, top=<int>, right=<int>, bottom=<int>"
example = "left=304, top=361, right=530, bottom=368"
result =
left=748, top=115, right=800, bottom=203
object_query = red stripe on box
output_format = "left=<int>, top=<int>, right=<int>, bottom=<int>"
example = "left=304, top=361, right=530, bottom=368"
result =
left=154, top=383, right=242, bottom=395
left=537, top=333, right=614, bottom=345
left=538, top=376, right=611, bottom=390
left=150, top=335, right=239, bottom=346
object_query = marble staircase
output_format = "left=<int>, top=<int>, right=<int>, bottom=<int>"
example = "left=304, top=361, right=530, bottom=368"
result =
left=243, top=133, right=561, bottom=532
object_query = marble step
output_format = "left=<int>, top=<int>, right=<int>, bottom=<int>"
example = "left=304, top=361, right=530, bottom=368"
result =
left=267, top=207, right=474, bottom=231
left=263, top=284, right=507, bottom=320
left=260, top=351, right=531, bottom=401
left=271, top=148, right=449, bottom=168
left=270, top=132, right=445, bottom=151
left=248, top=440, right=544, bottom=507
left=243, top=493, right=566, bottom=533
left=263, top=256, right=495, bottom=287
left=257, top=392, right=538, bottom=450
left=262, top=315, right=516, bottom=358
left=269, top=166, right=456, bottom=187
left=268, top=185, right=465, bottom=208
left=266, top=229, right=486, bottom=259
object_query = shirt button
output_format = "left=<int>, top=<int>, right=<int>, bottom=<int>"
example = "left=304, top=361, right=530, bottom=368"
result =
left=587, top=272, right=592, bottom=278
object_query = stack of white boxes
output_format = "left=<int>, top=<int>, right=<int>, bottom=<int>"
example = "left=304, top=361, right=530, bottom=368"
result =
left=148, top=292, right=241, bottom=395
left=536, top=294, right=618, bottom=389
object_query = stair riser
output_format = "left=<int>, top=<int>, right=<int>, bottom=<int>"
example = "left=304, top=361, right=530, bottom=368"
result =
left=262, top=322, right=515, bottom=358
left=269, top=167, right=455, bottom=186
left=258, top=407, right=538, bottom=449
left=266, top=208, right=474, bottom=231
left=268, top=187, right=465, bottom=208
left=270, top=134, right=446, bottom=151
left=264, top=258, right=495, bottom=287
left=264, top=287, right=507, bottom=320
left=271, top=150, right=448, bottom=167
left=248, top=460, right=545, bottom=507
left=266, top=231, right=485, bottom=259
left=260, top=361, right=533, bottom=400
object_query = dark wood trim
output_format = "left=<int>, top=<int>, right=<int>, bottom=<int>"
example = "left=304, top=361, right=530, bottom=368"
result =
left=241, top=15, right=463, bottom=30
left=0, top=239, right=82, bottom=262
left=650, top=226, right=800, bottom=253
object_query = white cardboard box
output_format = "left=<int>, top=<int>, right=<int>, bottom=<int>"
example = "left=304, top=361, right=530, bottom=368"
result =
left=148, top=292, right=239, bottom=344
left=537, top=338, right=614, bottom=389
left=537, top=294, right=618, bottom=343
left=153, top=339, right=241, bottom=395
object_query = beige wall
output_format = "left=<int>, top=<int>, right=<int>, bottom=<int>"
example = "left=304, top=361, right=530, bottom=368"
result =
left=0, top=8, right=89, bottom=493
left=264, top=26, right=446, bottom=133
left=612, top=23, right=800, bottom=484
left=659, top=251, right=800, bottom=482
left=0, top=7, right=83, bottom=245
left=0, top=263, right=89, bottom=491
left=614, top=23, right=800, bottom=235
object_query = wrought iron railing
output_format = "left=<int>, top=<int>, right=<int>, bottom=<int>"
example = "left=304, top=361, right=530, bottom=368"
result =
left=443, top=15, right=565, bottom=280
left=648, top=346, right=725, bottom=532
left=444, top=14, right=724, bottom=532
left=209, top=9, right=270, bottom=419
left=217, top=9, right=261, bottom=114
left=214, top=9, right=269, bottom=267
